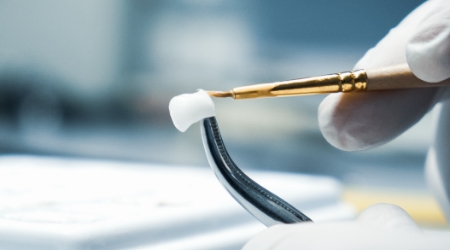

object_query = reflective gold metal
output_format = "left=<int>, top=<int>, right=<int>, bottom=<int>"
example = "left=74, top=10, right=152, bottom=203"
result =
left=208, top=69, right=368, bottom=100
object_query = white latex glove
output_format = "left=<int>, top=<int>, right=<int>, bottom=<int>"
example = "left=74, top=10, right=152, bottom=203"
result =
left=243, top=204, right=450, bottom=250
left=319, top=0, right=450, bottom=220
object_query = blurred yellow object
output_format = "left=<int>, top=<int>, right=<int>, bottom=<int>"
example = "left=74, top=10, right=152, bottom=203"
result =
left=343, top=186, right=447, bottom=227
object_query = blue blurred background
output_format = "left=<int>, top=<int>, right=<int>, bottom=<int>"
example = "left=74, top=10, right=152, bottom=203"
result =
left=0, top=0, right=429, bottom=189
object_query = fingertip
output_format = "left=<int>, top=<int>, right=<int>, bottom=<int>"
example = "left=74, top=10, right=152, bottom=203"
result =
left=318, top=94, right=367, bottom=151
left=357, top=203, right=421, bottom=233
left=319, top=89, right=437, bottom=152
left=318, top=94, right=342, bottom=149
left=406, top=7, right=450, bottom=83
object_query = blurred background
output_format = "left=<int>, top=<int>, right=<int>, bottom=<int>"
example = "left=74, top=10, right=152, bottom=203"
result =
left=0, top=0, right=445, bottom=227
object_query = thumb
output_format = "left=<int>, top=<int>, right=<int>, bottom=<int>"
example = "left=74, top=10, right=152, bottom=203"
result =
left=407, top=0, right=450, bottom=82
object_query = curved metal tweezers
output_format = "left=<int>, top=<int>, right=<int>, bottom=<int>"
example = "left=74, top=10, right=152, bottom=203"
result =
left=201, top=117, right=312, bottom=227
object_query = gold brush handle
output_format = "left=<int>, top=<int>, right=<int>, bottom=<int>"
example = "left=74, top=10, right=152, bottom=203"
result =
left=208, top=63, right=450, bottom=100
left=231, top=69, right=367, bottom=99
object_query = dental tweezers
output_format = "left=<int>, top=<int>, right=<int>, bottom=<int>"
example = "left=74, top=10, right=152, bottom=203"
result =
left=201, top=117, right=312, bottom=227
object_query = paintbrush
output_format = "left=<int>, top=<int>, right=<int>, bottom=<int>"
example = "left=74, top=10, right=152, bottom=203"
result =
left=207, top=64, right=449, bottom=100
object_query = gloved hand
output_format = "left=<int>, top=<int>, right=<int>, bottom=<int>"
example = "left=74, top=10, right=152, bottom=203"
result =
left=243, top=204, right=450, bottom=250
left=319, top=0, right=450, bottom=220
left=319, top=0, right=450, bottom=151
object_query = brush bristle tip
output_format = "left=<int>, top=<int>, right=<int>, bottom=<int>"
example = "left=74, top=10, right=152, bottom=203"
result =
left=207, top=91, right=233, bottom=98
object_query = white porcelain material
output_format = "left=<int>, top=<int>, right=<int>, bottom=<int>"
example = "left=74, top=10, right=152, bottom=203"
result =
left=169, top=90, right=215, bottom=132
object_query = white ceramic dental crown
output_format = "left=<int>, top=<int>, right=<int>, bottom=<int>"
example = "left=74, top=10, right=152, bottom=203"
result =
left=169, top=90, right=216, bottom=132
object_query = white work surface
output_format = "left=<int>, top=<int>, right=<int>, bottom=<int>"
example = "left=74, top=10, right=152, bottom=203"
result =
left=0, top=155, right=354, bottom=250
